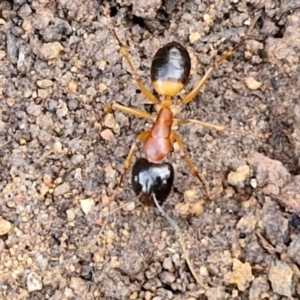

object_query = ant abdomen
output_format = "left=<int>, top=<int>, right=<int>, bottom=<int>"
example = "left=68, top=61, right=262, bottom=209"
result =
left=151, top=42, right=191, bottom=97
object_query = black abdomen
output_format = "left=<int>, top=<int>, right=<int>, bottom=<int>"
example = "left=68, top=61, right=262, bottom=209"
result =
left=151, top=42, right=191, bottom=96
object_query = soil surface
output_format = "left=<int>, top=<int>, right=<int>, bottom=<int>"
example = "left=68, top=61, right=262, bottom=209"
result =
left=1, top=0, right=300, bottom=299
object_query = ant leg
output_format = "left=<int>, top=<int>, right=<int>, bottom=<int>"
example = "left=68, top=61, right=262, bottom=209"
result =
left=105, top=103, right=155, bottom=121
left=119, top=131, right=150, bottom=186
left=177, top=13, right=260, bottom=107
left=177, top=48, right=238, bottom=107
left=171, top=132, right=209, bottom=199
left=113, top=30, right=160, bottom=105
left=176, top=118, right=225, bottom=131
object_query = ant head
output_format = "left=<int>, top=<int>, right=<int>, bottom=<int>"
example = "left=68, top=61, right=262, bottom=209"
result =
left=131, top=158, right=174, bottom=206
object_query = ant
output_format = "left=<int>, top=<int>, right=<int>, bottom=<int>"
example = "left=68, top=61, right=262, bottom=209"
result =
left=106, top=14, right=260, bottom=200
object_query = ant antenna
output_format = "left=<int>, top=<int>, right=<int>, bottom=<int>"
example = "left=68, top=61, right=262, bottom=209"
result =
left=152, top=193, right=209, bottom=289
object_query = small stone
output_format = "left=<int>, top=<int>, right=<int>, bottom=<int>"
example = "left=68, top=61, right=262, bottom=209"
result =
left=129, top=292, right=138, bottom=300
left=227, top=165, right=250, bottom=188
left=68, top=99, right=79, bottom=110
left=200, top=266, right=209, bottom=277
left=110, top=256, right=120, bottom=268
left=80, top=198, right=95, bottom=215
left=268, top=260, right=293, bottom=297
left=145, top=291, right=152, bottom=300
left=71, top=154, right=84, bottom=165
left=104, top=113, right=115, bottom=129
left=160, top=271, right=175, bottom=284
left=37, top=89, right=49, bottom=99
left=262, top=201, right=289, bottom=250
left=203, top=14, right=213, bottom=25
left=224, top=259, right=254, bottom=291
left=0, top=218, right=12, bottom=235
left=99, top=83, right=107, bottom=93
left=132, top=0, right=161, bottom=19
left=190, top=200, right=204, bottom=216
left=26, top=104, right=42, bottom=117
left=18, top=4, right=32, bottom=18
left=174, top=202, right=190, bottom=218
left=37, top=79, right=53, bottom=88
left=53, top=141, right=63, bottom=153
left=40, top=42, right=64, bottom=60
left=248, top=151, right=291, bottom=195
left=100, top=129, right=114, bottom=141
left=189, top=32, right=201, bottom=44
left=66, top=209, right=76, bottom=221
left=250, top=178, right=257, bottom=188
left=126, top=201, right=135, bottom=211
left=245, top=77, right=262, bottom=90
left=71, top=66, right=77, bottom=72
left=68, top=81, right=77, bottom=92
left=249, top=276, right=270, bottom=300
left=288, top=235, right=300, bottom=265
left=236, top=212, right=257, bottom=234
left=54, top=182, right=70, bottom=196
left=57, top=99, right=68, bottom=118
left=6, top=98, right=15, bottom=107
left=162, top=257, right=173, bottom=271
left=27, top=272, right=43, bottom=292
left=98, top=60, right=106, bottom=70
left=184, top=189, right=197, bottom=202
left=22, top=19, right=33, bottom=33
left=0, top=50, right=6, bottom=60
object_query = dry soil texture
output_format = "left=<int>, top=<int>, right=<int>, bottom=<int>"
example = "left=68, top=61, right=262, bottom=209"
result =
left=1, top=0, right=300, bottom=299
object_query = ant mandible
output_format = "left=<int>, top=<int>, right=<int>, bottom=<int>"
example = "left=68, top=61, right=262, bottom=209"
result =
left=106, top=15, right=259, bottom=199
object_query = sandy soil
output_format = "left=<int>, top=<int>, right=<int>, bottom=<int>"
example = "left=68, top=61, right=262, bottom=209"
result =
left=1, top=0, right=300, bottom=299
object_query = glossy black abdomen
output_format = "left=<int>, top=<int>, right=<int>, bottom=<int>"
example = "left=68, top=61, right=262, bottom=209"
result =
left=151, top=42, right=191, bottom=96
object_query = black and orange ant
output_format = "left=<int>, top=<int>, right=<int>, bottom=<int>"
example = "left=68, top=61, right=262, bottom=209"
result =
left=105, top=14, right=260, bottom=202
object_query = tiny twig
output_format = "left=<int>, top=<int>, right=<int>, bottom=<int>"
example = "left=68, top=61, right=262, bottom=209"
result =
left=152, top=193, right=208, bottom=289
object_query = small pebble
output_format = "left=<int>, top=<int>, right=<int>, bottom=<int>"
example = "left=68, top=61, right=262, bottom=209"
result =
left=245, top=77, right=262, bottom=90
left=80, top=198, right=95, bottom=215
left=227, top=165, right=251, bottom=188
left=54, top=182, right=70, bottom=196
left=268, top=260, right=293, bottom=297
left=189, top=32, right=201, bottom=44
left=6, top=98, right=15, bottom=107
left=40, top=42, right=64, bottom=60
left=104, top=113, right=115, bottom=129
left=66, top=209, right=76, bottom=221
left=0, top=50, right=6, bottom=60
left=100, top=129, right=114, bottom=141
left=0, top=218, right=12, bottom=235
left=99, top=83, right=107, bottom=93
left=68, top=81, right=77, bottom=92
left=27, top=272, right=43, bottom=292
left=37, top=79, right=53, bottom=88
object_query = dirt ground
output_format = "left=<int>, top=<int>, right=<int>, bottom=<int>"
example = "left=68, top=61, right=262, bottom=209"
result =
left=1, top=0, right=300, bottom=299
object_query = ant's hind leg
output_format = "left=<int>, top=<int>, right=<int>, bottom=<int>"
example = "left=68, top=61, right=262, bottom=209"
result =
left=171, top=132, right=209, bottom=199
left=119, top=131, right=150, bottom=187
